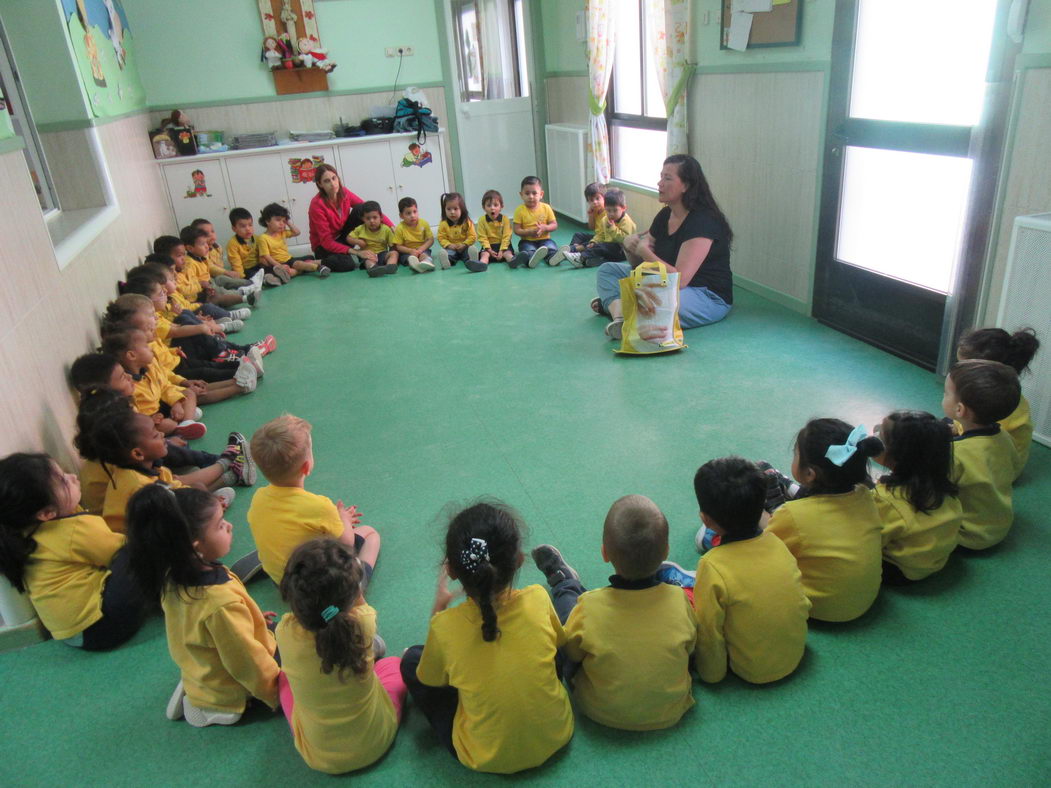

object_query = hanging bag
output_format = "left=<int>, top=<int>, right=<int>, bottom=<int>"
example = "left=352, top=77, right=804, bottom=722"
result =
left=393, top=98, right=439, bottom=143
left=615, top=261, right=686, bottom=355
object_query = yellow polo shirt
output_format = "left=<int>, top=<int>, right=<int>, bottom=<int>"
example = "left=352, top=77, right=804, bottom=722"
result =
left=437, top=219, right=477, bottom=248
left=874, top=483, right=962, bottom=580
left=257, top=230, right=295, bottom=264
left=1001, top=396, right=1032, bottom=479
left=512, top=202, right=556, bottom=241
left=175, top=266, right=202, bottom=301
left=131, top=359, right=186, bottom=417
left=78, top=459, right=110, bottom=514
left=476, top=214, right=512, bottom=251
left=150, top=339, right=185, bottom=384
left=952, top=426, right=1016, bottom=550
left=247, top=485, right=343, bottom=585
left=226, top=235, right=258, bottom=277
left=392, top=218, right=433, bottom=250
left=594, top=213, right=637, bottom=244
left=349, top=223, right=395, bottom=254
left=102, top=465, right=185, bottom=534
left=206, top=244, right=228, bottom=278
left=185, top=254, right=212, bottom=284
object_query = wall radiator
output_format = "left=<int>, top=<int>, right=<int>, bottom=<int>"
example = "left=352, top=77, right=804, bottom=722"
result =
left=545, top=124, right=589, bottom=223
left=997, top=212, right=1051, bottom=448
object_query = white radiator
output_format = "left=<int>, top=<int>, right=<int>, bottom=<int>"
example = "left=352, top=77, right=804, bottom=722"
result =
left=996, top=212, right=1051, bottom=448
left=545, top=124, right=589, bottom=223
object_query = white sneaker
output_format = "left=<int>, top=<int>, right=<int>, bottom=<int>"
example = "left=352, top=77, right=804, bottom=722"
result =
left=230, top=308, right=251, bottom=320
left=408, top=255, right=435, bottom=273
left=250, top=269, right=265, bottom=289
left=234, top=359, right=257, bottom=391
left=166, top=681, right=186, bottom=720
left=467, top=245, right=480, bottom=262
left=247, top=346, right=265, bottom=377
left=527, top=247, right=549, bottom=268
left=565, top=251, right=585, bottom=268
left=214, top=487, right=236, bottom=509
left=193, top=407, right=203, bottom=420
left=218, top=319, right=244, bottom=333
left=181, top=697, right=242, bottom=728
left=604, top=319, right=624, bottom=341
left=435, top=248, right=450, bottom=269
left=548, top=247, right=568, bottom=266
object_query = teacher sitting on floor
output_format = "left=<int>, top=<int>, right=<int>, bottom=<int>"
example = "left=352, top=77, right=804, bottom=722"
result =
left=308, top=163, right=394, bottom=272
left=593, top=154, right=733, bottom=340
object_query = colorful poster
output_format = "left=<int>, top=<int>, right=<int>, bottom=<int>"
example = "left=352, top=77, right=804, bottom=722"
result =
left=60, top=0, right=146, bottom=118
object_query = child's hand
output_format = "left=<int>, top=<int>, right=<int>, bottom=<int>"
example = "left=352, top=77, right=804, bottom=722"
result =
left=364, top=250, right=377, bottom=263
left=168, top=436, right=188, bottom=447
left=188, top=380, right=207, bottom=394
left=337, top=500, right=362, bottom=529
left=170, top=402, right=187, bottom=421
left=432, top=563, right=463, bottom=615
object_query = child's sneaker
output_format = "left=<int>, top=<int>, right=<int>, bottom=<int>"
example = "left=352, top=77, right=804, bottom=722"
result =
left=213, top=487, right=236, bottom=509
left=695, top=525, right=722, bottom=554
left=255, top=335, right=277, bottom=356
left=467, top=245, right=480, bottom=262
left=531, top=544, right=579, bottom=587
left=656, top=561, right=696, bottom=588
left=565, top=251, right=584, bottom=268
left=548, top=246, right=568, bottom=266
left=166, top=681, right=186, bottom=720
left=250, top=269, right=265, bottom=288
left=584, top=254, right=603, bottom=268
left=229, top=549, right=263, bottom=582
left=435, top=248, right=451, bottom=269
left=465, top=259, right=487, bottom=273
left=407, top=255, right=435, bottom=273
left=193, top=407, right=203, bottom=420
left=604, top=319, right=624, bottom=341
left=381, top=263, right=399, bottom=275
left=527, top=247, right=548, bottom=268
left=234, top=357, right=258, bottom=390
left=756, top=461, right=796, bottom=511
left=263, top=273, right=282, bottom=287
left=365, top=263, right=386, bottom=278
left=174, top=420, right=207, bottom=440
left=246, top=346, right=266, bottom=376
left=317, top=264, right=332, bottom=278
left=272, top=266, right=292, bottom=284
left=218, top=319, right=244, bottom=334
left=224, top=431, right=256, bottom=486
left=229, top=308, right=251, bottom=321
left=508, top=252, right=526, bottom=269
left=181, top=698, right=242, bottom=728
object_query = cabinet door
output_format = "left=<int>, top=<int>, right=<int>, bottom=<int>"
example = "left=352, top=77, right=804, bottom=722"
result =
left=283, top=146, right=335, bottom=236
left=162, top=159, right=232, bottom=232
left=223, top=153, right=289, bottom=219
left=390, top=136, right=447, bottom=227
left=336, top=142, right=398, bottom=221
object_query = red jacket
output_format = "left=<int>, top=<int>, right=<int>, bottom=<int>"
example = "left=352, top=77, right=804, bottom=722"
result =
left=308, top=189, right=393, bottom=254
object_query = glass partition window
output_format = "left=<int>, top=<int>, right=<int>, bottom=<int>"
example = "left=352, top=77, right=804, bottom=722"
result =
left=452, top=0, right=528, bottom=102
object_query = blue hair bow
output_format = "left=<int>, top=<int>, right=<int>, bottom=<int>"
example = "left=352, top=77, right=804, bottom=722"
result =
left=320, top=605, right=340, bottom=623
left=824, top=424, right=867, bottom=467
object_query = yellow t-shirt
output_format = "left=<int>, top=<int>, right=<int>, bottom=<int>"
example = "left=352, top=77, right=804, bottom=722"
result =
left=131, top=359, right=185, bottom=417
left=257, top=229, right=295, bottom=264
left=766, top=486, right=884, bottom=622
left=247, top=485, right=343, bottom=585
left=155, top=312, right=173, bottom=341
left=563, top=580, right=695, bottom=730
left=150, top=339, right=185, bottom=384
left=78, top=459, right=110, bottom=514
left=873, top=483, right=962, bottom=580
left=1001, top=396, right=1032, bottom=480
left=512, top=203, right=556, bottom=241
left=349, top=223, right=395, bottom=254
left=185, top=254, right=212, bottom=284
left=594, top=213, right=637, bottom=244
left=437, top=219, right=477, bottom=248
left=392, top=218, right=434, bottom=250
left=23, top=513, right=125, bottom=639
left=417, top=585, right=573, bottom=773
left=588, top=207, right=607, bottom=231
left=102, top=465, right=185, bottom=534
left=476, top=214, right=512, bottom=251
left=206, top=244, right=228, bottom=278
left=694, top=530, right=811, bottom=684
left=175, top=267, right=202, bottom=301
left=162, top=564, right=279, bottom=714
left=226, top=235, right=258, bottom=277
left=275, top=608, right=398, bottom=774
left=169, top=290, right=195, bottom=313
left=952, top=427, right=1016, bottom=550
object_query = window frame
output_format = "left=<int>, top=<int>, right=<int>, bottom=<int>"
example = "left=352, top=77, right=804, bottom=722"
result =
left=451, top=0, right=529, bottom=103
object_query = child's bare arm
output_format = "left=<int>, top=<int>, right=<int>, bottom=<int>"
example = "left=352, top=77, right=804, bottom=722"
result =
left=393, top=243, right=416, bottom=255
left=286, top=222, right=301, bottom=238
left=258, top=253, right=278, bottom=266
left=512, top=222, right=533, bottom=239
left=337, top=500, right=362, bottom=552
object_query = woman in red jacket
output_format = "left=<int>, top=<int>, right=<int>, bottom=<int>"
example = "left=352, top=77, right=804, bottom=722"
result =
left=308, top=164, right=394, bottom=272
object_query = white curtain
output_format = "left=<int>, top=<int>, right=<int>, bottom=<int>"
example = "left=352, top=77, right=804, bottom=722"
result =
left=644, top=0, right=694, bottom=155
left=586, top=0, right=616, bottom=183
left=478, top=0, right=519, bottom=99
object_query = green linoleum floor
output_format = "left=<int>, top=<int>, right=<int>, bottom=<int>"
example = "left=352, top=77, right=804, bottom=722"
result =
left=3, top=224, right=1050, bottom=785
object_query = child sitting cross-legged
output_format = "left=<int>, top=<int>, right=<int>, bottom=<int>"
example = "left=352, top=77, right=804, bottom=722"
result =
left=257, top=203, right=330, bottom=281
left=181, top=225, right=261, bottom=308
left=510, top=176, right=558, bottom=269
left=474, top=189, right=514, bottom=268
left=554, top=188, right=637, bottom=268
left=191, top=217, right=265, bottom=298
left=531, top=494, right=697, bottom=731
left=434, top=192, right=478, bottom=270
left=152, top=235, right=248, bottom=331
left=392, top=196, right=435, bottom=273
left=347, top=200, right=399, bottom=278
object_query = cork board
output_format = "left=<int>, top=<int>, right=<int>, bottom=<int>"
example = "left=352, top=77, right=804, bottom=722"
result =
left=721, top=1, right=802, bottom=49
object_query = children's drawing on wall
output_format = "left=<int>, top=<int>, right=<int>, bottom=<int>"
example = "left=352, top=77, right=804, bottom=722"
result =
left=400, top=143, right=433, bottom=168
left=184, top=170, right=211, bottom=199
left=289, top=156, right=325, bottom=183
left=61, top=0, right=145, bottom=117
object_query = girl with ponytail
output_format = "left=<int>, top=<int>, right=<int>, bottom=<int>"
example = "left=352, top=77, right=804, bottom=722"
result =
left=401, top=499, right=573, bottom=774
left=767, top=418, right=887, bottom=622
left=124, top=483, right=279, bottom=728
left=275, top=538, right=405, bottom=774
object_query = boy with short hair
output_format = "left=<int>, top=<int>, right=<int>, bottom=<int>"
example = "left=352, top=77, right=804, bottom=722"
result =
left=531, top=494, right=696, bottom=731
left=348, top=200, right=399, bottom=277
left=179, top=225, right=259, bottom=309
left=392, top=196, right=435, bottom=273
left=227, top=207, right=281, bottom=286
left=511, top=175, right=558, bottom=269
left=942, top=359, right=1021, bottom=549
left=690, top=457, right=810, bottom=683
left=257, top=202, right=330, bottom=281
left=189, top=217, right=264, bottom=302
left=564, top=188, right=636, bottom=268
left=550, top=182, right=606, bottom=265
left=247, top=414, right=380, bottom=586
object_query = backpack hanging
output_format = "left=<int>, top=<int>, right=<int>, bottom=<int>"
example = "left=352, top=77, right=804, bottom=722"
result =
left=393, top=98, right=439, bottom=143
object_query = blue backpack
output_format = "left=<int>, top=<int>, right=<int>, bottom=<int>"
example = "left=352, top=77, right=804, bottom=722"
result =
left=393, top=98, right=439, bottom=142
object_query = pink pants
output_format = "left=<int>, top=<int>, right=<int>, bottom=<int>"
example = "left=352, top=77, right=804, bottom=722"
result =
left=279, top=656, right=407, bottom=728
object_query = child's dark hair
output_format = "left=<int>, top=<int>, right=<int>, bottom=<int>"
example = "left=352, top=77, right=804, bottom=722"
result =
left=74, top=389, right=134, bottom=469
left=70, top=352, right=122, bottom=394
left=142, top=253, right=176, bottom=269
left=584, top=181, right=606, bottom=200
left=440, top=192, right=469, bottom=225
left=229, top=207, right=252, bottom=226
left=603, top=188, right=626, bottom=209
left=190, top=218, right=213, bottom=231
left=260, top=202, right=290, bottom=225
left=101, top=294, right=152, bottom=336
left=947, top=360, right=1021, bottom=425
left=99, top=327, right=143, bottom=357
left=397, top=196, right=417, bottom=214
left=121, top=276, right=163, bottom=299
left=694, top=457, right=766, bottom=539
left=0, top=453, right=59, bottom=593
left=602, top=495, right=668, bottom=579
left=360, top=200, right=381, bottom=216
left=878, top=411, right=958, bottom=514
left=126, top=262, right=169, bottom=284
left=153, top=235, right=183, bottom=257
left=445, top=499, right=524, bottom=642
left=179, top=225, right=208, bottom=248
left=481, top=189, right=503, bottom=208
left=958, top=327, right=1039, bottom=375
left=796, top=418, right=884, bottom=495
left=126, top=484, right=219, bottom=601
left=520, top=176, right=542, bottom=190
left=281, top=538, right=370, bottom=679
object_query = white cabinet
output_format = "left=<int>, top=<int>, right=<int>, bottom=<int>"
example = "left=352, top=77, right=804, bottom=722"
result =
left=161, top=158, right=232, bottom=233
left=339, top=137, right=447, bottom=227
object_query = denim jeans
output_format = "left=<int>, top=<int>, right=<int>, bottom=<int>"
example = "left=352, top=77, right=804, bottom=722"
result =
left=595, top=262, right=732, bottom=328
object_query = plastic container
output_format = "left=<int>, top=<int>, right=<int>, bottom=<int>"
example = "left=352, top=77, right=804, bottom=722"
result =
left=194, top=130, right=224, bottom=147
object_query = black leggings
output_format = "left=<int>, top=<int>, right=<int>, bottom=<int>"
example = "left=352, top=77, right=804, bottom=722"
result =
left=80, top=548, right=148, bottom=651
left=313, top=248, right=358, bottom=272
left=175, top=358, right=238, bottom=383
left=400, top=645, right=458, bottom=757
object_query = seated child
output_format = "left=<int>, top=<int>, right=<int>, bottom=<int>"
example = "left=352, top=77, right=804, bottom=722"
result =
left=550, top=181, right=605, bottom=265
left=257, top=203, right=330, bottom=281
left=392, top=197, right=435, bottom=273
left=191, top=217, right=265, bottom=296
left=558, top=188, right=636, bottom=268
left=247, top=414, right=380, bottom=585
left=400, top=500, right=573, bottom=774
left=227, top=207, right=282, bottom=286
left=125, top=484, right=280, bottom=727
left=510, top=176, right=558, bottom=269
left=956, top=327, right=1040, bottom=480
left=276, top=538, right=406, bottom=774
left=942, top=360, right=1021, bottom=550
left=531, top=494, right=696, bottom=730
left=872, top=411, right=962, bottom=582
left=435, top=192, right=477, bottom=269
left=691, top=457, right=810, bottom=683
left=180, top=225, right=260, bottom=308
left=0, top=453, right=147, bottom=649
left=347, top=200, right=399, bottom=278
left=153, top=235, right=248, bottom=331
left=765, top=419, right=885, bottom=622
left=473, top=189, right=514, bottom=269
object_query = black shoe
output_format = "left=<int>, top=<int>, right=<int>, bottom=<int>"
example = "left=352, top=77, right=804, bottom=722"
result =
left=508, top=253, right=526, bottom=269
left=229, top=549, right=263, bottom=582
left=465, top=259, right=488, bottom=273
left=366, top=265, right=386, bottom=278
left=382, top=263, right=399, bottom=275
left=531, top=545, right=579, bottom=587
left=583, top=255, right=603, bottom=268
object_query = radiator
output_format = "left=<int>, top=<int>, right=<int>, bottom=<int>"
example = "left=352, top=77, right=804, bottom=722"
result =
left=545, top=124, right=589, bottom=223
left=996, top=212, right=1051, bottom=448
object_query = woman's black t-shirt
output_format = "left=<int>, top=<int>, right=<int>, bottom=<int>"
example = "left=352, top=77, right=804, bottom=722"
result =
left=648, top=207, right=733, bottom=304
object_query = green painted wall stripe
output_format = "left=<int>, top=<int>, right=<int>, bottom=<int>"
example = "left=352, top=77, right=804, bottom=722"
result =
left=695, top=61, right=830, bottom=76
left=546, top=69, right=589, bottom=77
left=0, top=136, right=27, bottom=155
left=144, top=81, right=447, bottom=114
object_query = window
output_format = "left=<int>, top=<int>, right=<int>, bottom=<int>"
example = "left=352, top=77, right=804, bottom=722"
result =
left=609, top=0, right=666, bottom=189
left=451, top=0, right=529, bottom=102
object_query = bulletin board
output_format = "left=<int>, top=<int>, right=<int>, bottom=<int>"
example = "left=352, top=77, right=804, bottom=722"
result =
left=721, top=0, right=802, bottom=49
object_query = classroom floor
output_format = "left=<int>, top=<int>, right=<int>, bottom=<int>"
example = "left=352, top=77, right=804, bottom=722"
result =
left=2, top=222, right=1049, bottom=786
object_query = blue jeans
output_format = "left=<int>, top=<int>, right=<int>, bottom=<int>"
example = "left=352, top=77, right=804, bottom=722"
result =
left=517, top=239, right=558, bottom=255
left=595, top=262, right=732, bottom=328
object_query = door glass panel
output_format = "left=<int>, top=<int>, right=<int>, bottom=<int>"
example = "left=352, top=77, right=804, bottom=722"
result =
left=452, top=0, right=528, bottom=102
left=836, top=146, right=972, bottom=293
left=850, top=0, right=997, bottom=126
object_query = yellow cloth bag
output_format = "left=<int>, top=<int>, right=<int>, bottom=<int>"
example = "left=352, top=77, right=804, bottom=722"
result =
left=615, top=261, right=686, bottom=355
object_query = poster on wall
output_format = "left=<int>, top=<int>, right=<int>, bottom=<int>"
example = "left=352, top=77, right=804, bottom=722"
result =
left=60, top=0, right=146, bottom=118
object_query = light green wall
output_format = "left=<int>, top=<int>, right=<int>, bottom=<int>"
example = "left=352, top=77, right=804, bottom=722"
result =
left=542, top=0, right=586, bottom=74
left=0, top=96, right=14, bottom=139
left=128, top=0, right=445, bottom=107
left=1022, top=0, right=1051, bottom=54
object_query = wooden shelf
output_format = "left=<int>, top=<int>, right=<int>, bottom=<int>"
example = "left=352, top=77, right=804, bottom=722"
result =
left=272, top=68, right=329, bottom=95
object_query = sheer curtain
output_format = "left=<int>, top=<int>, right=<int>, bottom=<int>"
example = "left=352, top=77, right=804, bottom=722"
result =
left=478, top=0, right=518, bottom=99
left=644, top=0, right=693, bottom=155
left=586, top=0, right=616, bottom=183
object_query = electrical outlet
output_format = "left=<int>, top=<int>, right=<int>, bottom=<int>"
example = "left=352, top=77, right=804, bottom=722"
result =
left=385, top=46, right=414, bottom=58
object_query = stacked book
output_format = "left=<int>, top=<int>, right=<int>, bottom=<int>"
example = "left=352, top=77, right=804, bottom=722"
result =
left=230, top=132, right=278, bottom=150
left=290, top=130, right=336, bottom=142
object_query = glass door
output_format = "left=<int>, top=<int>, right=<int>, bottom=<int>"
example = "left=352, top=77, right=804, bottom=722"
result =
left=813, top=0, right=1000, bottom=369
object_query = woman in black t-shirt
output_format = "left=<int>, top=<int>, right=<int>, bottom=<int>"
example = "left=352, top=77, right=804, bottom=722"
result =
left=593, top=154, right=733, bottom=341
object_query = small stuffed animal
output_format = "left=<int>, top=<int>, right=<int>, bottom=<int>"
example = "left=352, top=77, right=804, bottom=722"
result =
left=261, top=36, right=283, bottom=70
left=297, top=37, right=336, bottom=72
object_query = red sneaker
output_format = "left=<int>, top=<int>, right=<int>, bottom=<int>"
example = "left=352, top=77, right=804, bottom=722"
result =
left=256, top=335, right=277, bottom=356
left=174, top=420, right=207, bottom=440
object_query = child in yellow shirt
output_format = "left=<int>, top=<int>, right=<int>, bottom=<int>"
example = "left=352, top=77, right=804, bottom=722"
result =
left=191, top=217, right=265, bottom=291
left=276, top=538, right=406, bottom=774
left=555, top=188, right=637, bottom=268
left=125, top=483, right=280, bottom=727
left=474, top=189, right=514, bottom=268
left=181, top=224, right=261, bottom=308
left=401, top=500, right=573, bottom=773
left=392, top=196, right=436, bottom=273
left=257, top=203, right=330, bottom=281
left=551, top=181, right=606, bottom=264
left=0, top=452, right=146, bottom=649
left=435, top=192, right=478, bottom=270
left=531, top=494, right=696, bottom=731
left=347, top=200, right=399, bottom=277
left=152, top=236, right=248, bottom=331
left=247, top=414, right=380, bottom=586
left=227, top=207, right=283, bottom=286
left=510, top=175, right=558, bottom=269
